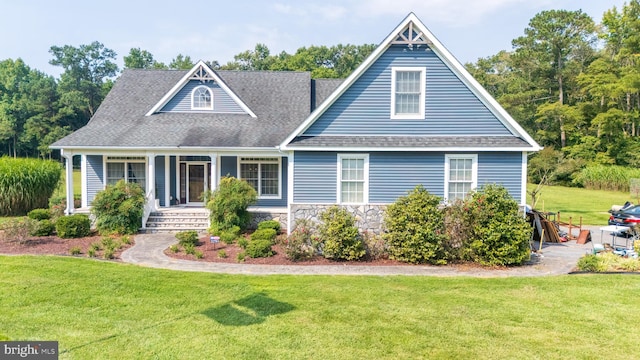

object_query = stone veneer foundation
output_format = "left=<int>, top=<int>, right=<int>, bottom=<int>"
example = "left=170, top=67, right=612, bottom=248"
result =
left=249, top=211, right=288, bottom=231
left=290, top=204, right=387, bottom=234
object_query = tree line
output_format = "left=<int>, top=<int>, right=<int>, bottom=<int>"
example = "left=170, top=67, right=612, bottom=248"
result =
left=2, top=1, right=639, bottom=187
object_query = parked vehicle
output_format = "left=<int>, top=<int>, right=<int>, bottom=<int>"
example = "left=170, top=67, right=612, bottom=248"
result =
left=608, top=204, right=640, bottom=226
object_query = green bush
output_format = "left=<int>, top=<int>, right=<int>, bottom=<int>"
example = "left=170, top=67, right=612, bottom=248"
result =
left=194, top=250, right=204, bottom=259
left=219, top=231, right=238, bottom=244
left=573, top=164, right=640, bottom=191
left=120, top=235, right=132, bottom=245
left=0, top=157, right=61, bottom=216
left=176, top=230, right=199, bottom=246
left=183, top=243, right=196, bottom=255
left=31, top=219, right=55, bottom=236
left=237, top=238, right=249, bottom=249
left=27, top=208, right=51, bottom=221
left=69, top=246, right=81, bottom=255
left=206, top=176, right=257, bottom=232
left=461, top=184, right=531, bottom=266
left=91, top=180, right=145, bottom=235
left=257, top=220, right=281, bottom=234
left=362, top=231, right=388, bottom=260
left=89, top=242, right=101, bottom=252
left=384, top=186, right=448, bottom=264
left=103, top=247, right=114, bottom=260
left=250, top=228, right=277, bottom=243
left=237, top=252, right=246, bottom=262
left=318, top=206, right=365, bottom=261
left=169, top=244, right=179, bottom=253
left=88, top=248, right=96, bottom=257
left=245, top=239, right=274, bottom=258
left=217, top=249, right=227, bottom=258
left=55, top=214, right=91, bottom=238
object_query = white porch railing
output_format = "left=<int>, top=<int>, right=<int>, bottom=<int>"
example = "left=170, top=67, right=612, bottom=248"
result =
left=141, top=190, right=154, bottom=230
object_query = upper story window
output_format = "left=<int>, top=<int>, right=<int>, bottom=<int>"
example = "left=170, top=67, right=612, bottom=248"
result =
left=191, top=85, right=213, bottom=110
left=391, top=67, right=425, bottom=119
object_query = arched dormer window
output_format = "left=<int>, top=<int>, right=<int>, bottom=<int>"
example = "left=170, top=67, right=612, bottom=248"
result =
left=191, top=85, right=213, bottom=110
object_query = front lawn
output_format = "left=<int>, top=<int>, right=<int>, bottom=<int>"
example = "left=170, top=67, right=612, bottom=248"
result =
left=527, top=184, right=630, bottom=225
left=1, top=256, right=638, bottom=359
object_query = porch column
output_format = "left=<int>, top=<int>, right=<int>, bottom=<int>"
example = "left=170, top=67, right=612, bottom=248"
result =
left=209, top=153, right=217, bottom=192
left=80, top=154, right=88, bottom=208
left=164, top=155, right=170, bottom=207
left=147, top=152, right=156, bottom=211
left=62, top=150, right=74, bottom=215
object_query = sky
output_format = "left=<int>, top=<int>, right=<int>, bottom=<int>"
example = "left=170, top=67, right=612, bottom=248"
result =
left=0, top=0, right=628, bottom=78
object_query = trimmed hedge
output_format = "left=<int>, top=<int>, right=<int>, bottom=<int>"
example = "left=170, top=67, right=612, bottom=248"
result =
left=250, top=228, right=277, bottom=243
left=245, top=239, right=274, bottom=258
left=27, top=208, right=51, bottom=221
left=55, top=214, right=91, bottom=238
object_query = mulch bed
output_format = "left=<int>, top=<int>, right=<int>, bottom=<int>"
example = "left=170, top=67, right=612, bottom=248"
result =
left=164, top=234, right=410, bottom=266
left=0, top=231, right=133, bottom=260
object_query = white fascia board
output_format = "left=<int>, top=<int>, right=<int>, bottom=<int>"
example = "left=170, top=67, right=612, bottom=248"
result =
left=51, top=146, right=282, bottom=156
left=280, top=13, right=542, bottom=152
left=145, top=60, right=256, bottom=118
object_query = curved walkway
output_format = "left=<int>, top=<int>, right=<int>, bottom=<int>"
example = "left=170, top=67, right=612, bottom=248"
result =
left=122, top=233, right=593, bottom=277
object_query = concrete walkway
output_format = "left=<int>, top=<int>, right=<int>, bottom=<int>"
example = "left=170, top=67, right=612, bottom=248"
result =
left=122, top=232, right=597, bottom=277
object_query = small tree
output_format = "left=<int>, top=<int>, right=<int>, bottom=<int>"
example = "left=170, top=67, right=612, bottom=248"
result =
left=318, top=206, right=365, bottom=261
left=91, top=180, right=145, bottom=235
left=383, top=185, right=448, bottom=264
left=207, top=176, right=257, bottom=232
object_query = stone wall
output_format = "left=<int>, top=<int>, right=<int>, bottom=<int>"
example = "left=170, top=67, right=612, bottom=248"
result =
left=290, top=204, right=387, bottom=234
left=249, top=211, right=288, bottom=231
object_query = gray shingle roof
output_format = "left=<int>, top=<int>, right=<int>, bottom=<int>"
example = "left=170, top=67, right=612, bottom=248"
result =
left=52, top=69, right=311, bottom=148
left=287, top=135, right=532, bottom=148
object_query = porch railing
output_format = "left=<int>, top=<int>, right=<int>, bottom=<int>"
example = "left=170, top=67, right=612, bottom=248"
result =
left=141, top=190, right=154, bottom=230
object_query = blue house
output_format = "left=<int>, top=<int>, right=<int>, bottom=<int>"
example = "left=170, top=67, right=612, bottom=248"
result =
left=51, top=13, right=541, bottom=233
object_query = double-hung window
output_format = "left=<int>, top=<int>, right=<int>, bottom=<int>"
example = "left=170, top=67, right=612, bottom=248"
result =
left=105, top=157, right=146, bottom=191
left=391, top=67, right=425, bottom=119
left=191, top=85, right=213, bottom=110
left=239, top=157, right=280, bottom=198
left=338, top=154, right=369, bottom=204
left=444, top=154, right=477, bottom=202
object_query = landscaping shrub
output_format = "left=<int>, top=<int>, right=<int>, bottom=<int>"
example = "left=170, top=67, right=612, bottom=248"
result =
left=176, top=230, right=199, bottom=246
left=31, top=219, right=55, bottom=236
left=1, top=218, right=38, bottom=244
left=55, top=214, right=91, bottom=238
left=91, top=180, right=145, bottom=235
left=194, top=250, right=204, bottom=259
left=443, top=199, right=473, bottom=259
left=206, top=176, right=257, bottom=232
left=384, top=186, right=448, bottom=264
left=69, top=246, right=81, bottom=255
left=245, top=239, right=274, bottom=258
left=318, top=206, right=365, bottom=261
left=362, top=231, right=388, bottom=260
left=461, top=184, right=531, bottom=266
left=169, top=244, right=179, bottom=253
left=183, top=243, right=196, bottom=255
left=250, top=228, right=277, bottom=243
left=573, top=164, right=640, bottom=191
left=103, top=248, right=114, bottom=259
left=576, top=254, right=600, bottom=272
left=257, top=220, right=281, bottom=234
left=217, top=249, right=227, bottom=258
left=219, top=231, right=238, bottom=244
left=0, top=157, right=61, bottom=216
left=88, top=248, right=96, bottom=257
left=27, top=208, right=51, bottom=221
left=120, top=235, right=132, bottom=245
left=283, top=221, right=318, bottom=261
left=237, top=238, right=249, bottom=249
left=237, top=252, right=246, bottom=262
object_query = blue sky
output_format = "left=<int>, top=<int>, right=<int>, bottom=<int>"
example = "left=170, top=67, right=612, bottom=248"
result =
left=0, top=0, right=627, bottom=77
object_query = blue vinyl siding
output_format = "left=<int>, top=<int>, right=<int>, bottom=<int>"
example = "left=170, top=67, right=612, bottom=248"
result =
left=220, top=156, right=237, bottom=178
left=160, top=80, right=246, bottom=113
left=304, top=44, right=511, bottom=136
left=156, top=156, right=165, bottom=207
left=293, top=151, right=337, bottom=203
left=293, top=151, right=523, bottom=205
left=169, top=156, right=177, bottom=205
left=86, top=155, right=103, bottom=204
left=369, top=152, right=444, bottom=203
left=477, top=152, right=522, bottom=201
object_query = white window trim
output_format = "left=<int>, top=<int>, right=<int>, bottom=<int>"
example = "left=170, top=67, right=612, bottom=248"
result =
left=390, top=66, right=426, bottom=120
left=238, top=157, right=281, bottom=199
left=191, top=85, right=213, bottom=110
left=103, top=156, right=147, bottom=190
left=444, top=154, right=478, bottom=202
left=337, top=153, right=369, bottom=205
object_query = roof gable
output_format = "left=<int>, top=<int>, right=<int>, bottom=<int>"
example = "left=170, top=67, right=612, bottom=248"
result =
left=280, top=13, right=541, bottom=151
left=146, top=61, right=257, bottom=117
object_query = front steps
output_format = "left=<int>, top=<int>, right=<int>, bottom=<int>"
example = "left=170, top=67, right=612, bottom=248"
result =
left=143, top=208, right=209, bottom=233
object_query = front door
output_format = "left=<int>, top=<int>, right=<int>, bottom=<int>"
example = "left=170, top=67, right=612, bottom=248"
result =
left=187, top=164, right=206, bottom=203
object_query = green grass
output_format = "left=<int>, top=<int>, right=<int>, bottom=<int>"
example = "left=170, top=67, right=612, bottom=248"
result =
left=528, top=184, right=631, bottom=225
left=52, top=169, right=81, bottom=199
left=1, top=256, right=640, bottom=359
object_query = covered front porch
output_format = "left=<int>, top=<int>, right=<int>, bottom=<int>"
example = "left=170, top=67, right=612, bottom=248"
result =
left=59, top=149, right=290, bottom=230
